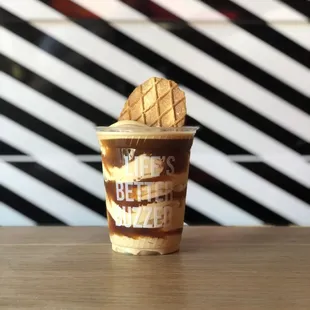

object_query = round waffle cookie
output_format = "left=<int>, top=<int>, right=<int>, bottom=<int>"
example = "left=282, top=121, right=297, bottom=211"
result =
left=118, top=77, right=186, bottom=127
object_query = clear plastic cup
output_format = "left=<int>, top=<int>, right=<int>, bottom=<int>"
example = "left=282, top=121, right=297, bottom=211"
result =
left=96, top=125, right=198, bottom=255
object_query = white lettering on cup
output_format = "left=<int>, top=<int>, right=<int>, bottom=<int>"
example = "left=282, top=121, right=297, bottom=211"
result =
left=123, top=206, right=132, bottom=228
left=135, top=182, right=143, bottom=202
left=115, top=207, right=122, bottom=226
left=150, top=156, right=161, bottom=177
left=124, top=156, right=133, bottom=177
left=154, top=207, right=163, bottom=228
left=125, top=182, right=134, bottom=201
left=145, top=182, right=152, bottom=202
left=116, top=182, right=124, bottom=201
left=132, top=207, right=143, bottom=228
left=112, top=155, right=179, bottom=229
left=140, top=156, right=149, bottom=178
left=166, top=156, right=175, bottom=175
left=143, top=207, right=153, bottom=228
left=155, top=182, right=164, bottom=202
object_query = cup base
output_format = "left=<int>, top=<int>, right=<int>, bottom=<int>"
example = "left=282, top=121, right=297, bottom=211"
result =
left=112, top=244, right=180, bottom=256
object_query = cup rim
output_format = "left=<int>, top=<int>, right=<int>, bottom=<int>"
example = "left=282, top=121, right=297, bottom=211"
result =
left=96, top=126, right=199, bottom=133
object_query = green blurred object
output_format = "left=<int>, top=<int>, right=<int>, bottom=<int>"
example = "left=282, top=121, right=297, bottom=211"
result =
left=12, top=64, right=23, bottom=80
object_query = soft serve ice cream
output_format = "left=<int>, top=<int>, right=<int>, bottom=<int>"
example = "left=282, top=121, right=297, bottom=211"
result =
left=96, top=78, right=198, bottom=255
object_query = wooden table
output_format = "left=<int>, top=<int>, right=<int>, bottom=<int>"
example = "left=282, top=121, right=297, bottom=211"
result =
left=0, top=227, right=309, bottom=310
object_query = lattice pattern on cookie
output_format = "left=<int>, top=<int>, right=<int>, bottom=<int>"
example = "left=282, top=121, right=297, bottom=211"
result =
left=119, top=77, right=186, bottom=127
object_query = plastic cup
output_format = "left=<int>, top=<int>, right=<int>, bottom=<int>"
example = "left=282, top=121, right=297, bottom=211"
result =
left=96, top=125, right=198, bottom=255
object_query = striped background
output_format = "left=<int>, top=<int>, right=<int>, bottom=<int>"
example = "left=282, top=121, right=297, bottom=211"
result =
left=1, top=0, right=309, bottom=226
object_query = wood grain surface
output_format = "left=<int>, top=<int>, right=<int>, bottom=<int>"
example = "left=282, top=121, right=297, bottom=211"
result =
left=0, top=226, right=310, bottom=310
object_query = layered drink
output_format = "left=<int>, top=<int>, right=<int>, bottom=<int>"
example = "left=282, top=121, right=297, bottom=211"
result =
left=97, top=123, right=197, bottom=255
left=96, top=77, right=198, bottom=255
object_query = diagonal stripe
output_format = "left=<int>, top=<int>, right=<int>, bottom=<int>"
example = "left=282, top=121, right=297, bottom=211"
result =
left=1, top=36, right=308, bottom=213
left=42, top=3, right=310, bottom=132
left=0, top=141, right=26, bottom=156
left=0, top=53, right=115, bottom=127
left=191, top=138, right=310, bottom=225
left=70, top=0, right=310, bottom=137
left=0, top=185, right=65, bottom=225
left=6, top=4, right=309, bottom=174
left=230, top=0, right=308, bottom=21
left=2, top=1, right=310, bottom=151
left=0, top=28, right=124, bottom=119
left=1, top=0, right=65, bottom=21
left=1, top=97, right=96, bottom=155
left=0, top=73, right=99, bottom=151
left=1, top=51, right=250, bottom=156
left=0, top=202, right=36, bottom=226
left=0, top=1, right=159, bottom=90
left=11, top=161, right=107, bottom=218
left=189, top=165, right=292, bottom=224
left=200, top=0, right=310, bottom=68
left=0, top=0, right=158, bottom=87
left=0, top=160, right=107, bottom=226
left=1, top=12, right=308, bottom=196
left=229, top=0, right=310, bottom=49
left=28, top=5, right=308, bottom=154
left=118, top=4, right=310, bottom=141
left=5, top=0, right=310, bottom=138
left=0, top=115, right=105, bottom=200
left=46, top=5, right=310, bottom=167
left=279, top=0, right=310, bottom=19
left=187, top=180, right=264, bottom=226
left=239, top=162, right=310, bottom=204
left=61, top=7, right=310, bottom=184
left=151, top=0, right=310, bottom=96
left=187, top=92, right=310, bottom=188
left=185, top=205, right=221, bottom=225
left=1, top=26, right=309, bottom=187
left=272, top=24, right=310, bottom=50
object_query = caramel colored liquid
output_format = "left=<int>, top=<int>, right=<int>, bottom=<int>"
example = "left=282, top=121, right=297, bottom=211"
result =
left=100, top=136, right=193, bottom=240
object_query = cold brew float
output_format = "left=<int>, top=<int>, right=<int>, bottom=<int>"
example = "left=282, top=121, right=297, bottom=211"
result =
left=96, top=77, right=198, bottom=255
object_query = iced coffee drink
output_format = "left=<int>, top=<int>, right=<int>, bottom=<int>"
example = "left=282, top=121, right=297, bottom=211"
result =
left=96, top=77, right=198, bottom=255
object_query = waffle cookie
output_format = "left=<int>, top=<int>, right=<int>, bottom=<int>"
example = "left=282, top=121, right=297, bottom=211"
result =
left=119, top=77, right=186, bottom=127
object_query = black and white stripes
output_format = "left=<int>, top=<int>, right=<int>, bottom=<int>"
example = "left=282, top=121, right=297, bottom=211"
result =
left=1, top=0, right=309, bottom=226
